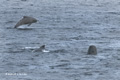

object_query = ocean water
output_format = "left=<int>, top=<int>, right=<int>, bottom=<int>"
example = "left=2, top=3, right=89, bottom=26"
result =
left=0, top=0, right=120, bottom=80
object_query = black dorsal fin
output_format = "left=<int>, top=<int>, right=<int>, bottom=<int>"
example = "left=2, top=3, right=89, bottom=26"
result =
left=40, top=45, right=45, bottom=50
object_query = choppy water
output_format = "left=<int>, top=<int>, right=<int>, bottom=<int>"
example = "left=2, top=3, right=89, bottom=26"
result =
left=1, top=0, right=120, bottom=80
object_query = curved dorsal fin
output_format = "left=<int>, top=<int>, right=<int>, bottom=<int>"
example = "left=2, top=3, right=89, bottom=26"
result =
left=40, top=45, right=45, bottom=49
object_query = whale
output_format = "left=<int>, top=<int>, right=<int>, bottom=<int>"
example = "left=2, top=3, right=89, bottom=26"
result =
left=14, top=16, right=37, bottom=28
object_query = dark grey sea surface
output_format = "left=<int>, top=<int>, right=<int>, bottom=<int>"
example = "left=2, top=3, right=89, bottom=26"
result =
left=0, top=0, right=120, bottom=80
